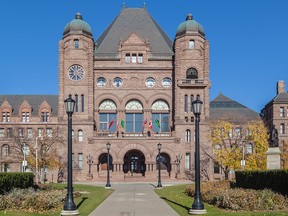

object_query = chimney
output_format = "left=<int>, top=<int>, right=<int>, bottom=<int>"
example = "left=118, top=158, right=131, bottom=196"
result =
left=277, top=80, right=285, bottom=94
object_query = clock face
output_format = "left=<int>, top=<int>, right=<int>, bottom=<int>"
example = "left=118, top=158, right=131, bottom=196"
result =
left=68, top=65, right=85, bottom=81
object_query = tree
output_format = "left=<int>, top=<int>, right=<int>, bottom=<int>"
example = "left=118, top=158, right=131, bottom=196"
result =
left=10, top=127, right=66, bottom=183
left=208, top=120, right=269, bottom=179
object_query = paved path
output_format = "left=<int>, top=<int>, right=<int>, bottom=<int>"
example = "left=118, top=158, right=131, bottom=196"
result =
left=88, top=183, right=179, bottom=216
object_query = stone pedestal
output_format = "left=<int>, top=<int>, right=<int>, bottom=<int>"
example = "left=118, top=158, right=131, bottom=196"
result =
left=266, top=147, right=281, bottom=170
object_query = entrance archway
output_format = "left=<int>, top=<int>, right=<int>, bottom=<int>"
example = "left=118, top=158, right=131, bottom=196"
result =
left=98, top=153, right=113, bottom=171
left=123, top=150, right=145, bottom=176
left=156, top=152, right=171, bottom=173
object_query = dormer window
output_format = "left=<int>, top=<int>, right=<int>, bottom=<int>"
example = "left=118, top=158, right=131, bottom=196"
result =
left=2, top=112, right=10, bottom=122
left=22, top=112, right=29, bottom=122
left=41, top=112, right=49, bottom=122
left=189, top=40, right=195, bottom=49
left=132, top=53, right=137, bottom=63
left=125, top=53, right=131, bottom=63
left=74, top=39, right=79, bottom=48
left=138, top=53, right=143, bottom=63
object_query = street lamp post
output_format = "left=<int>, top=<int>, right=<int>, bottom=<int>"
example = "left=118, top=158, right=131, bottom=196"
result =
left=189, top=98, right=206, bottom=215
left=157, top=143, right=162, bottom=188
left=61, top=95, right=79, bottom=216
left=35, top=137, right=39, bottom=183
left=105, top=142, right=111, bottom=188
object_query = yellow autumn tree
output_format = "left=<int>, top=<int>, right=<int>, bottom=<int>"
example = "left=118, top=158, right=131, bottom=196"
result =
left=26, top=132, right=65, bottom=183
left=209, top=120, right=269, bottom=179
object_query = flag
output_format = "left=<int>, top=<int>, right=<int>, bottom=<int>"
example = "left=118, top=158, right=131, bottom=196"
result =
left=155, top=119, right=161, bottom=128
left=143, top=119, right=147, bottom=125
left=108, top=118, right=115, bottom=129
left=121, top=119, right=125, bottom=128
left=148, top=120, right=152, bottom=130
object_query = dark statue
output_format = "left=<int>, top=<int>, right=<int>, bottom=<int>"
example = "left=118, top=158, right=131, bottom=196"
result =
left=269, top=124, right=279, bottom=148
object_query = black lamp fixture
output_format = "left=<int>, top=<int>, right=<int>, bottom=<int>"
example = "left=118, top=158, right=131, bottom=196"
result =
left=157, top=143, right=162, bottom=188
left=189, top=98, right=206, bottom=214
left=105, top=142, right=111, bottom=188
left=61, top=95, right=79, bottom=215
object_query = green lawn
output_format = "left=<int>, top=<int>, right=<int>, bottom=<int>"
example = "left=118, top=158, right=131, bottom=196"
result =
left=0, top=184, right=113, bottom=216
left=154, top=184, right=288, bottom=216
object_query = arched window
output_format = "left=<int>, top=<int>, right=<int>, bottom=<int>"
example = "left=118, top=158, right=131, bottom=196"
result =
left=74, top=39, right=79, bottom=48
left=185, top=129, right=191, bottom=143
left=189, top=40, right=195, bottom=49
left=125, top=100, right=143, bottom=132
left=75, top=94, right=78, bottom=112
left=151, top=100, right=170, bottom=133
left=81, top=94, right=84, bottom=112
left=78, top=129, right=83, bottom=142
left=190, top=95, right=194, bottom=112
left=1, top=144, right=9, bottom=156
left=99, top=100, right=117, bottom=132
left=156, top=153, right=171, bottom=172
left=186, top=68, right=198, bottom=79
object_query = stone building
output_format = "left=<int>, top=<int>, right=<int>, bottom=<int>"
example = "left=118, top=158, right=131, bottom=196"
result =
left=1, top=7, right=265, bottom=181
left=261, top=81, right=288, bottom=168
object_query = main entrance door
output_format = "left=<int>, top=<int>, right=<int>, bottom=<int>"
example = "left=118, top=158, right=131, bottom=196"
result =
left=123, top=150, right=145, bottom=176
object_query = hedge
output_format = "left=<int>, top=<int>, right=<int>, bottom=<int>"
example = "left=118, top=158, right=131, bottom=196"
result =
left=0, top=172, right=34, bottom=194
left=235, top=170, right=288, bottom=196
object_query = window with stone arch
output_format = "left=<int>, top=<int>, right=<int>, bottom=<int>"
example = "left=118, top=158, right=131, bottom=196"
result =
left=151, top=100, right=170, bottom=133
left=99, top=100, right=117, bottom=132
left=1, top=144, right=9, bottom=156
left=125, top=100, right=143, bottom=132
left=186, top=68, right=198, bottom=79
left=78, top=129, right=83, bottom=142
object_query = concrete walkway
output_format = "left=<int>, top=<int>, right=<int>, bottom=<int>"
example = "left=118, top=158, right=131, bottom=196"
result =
left=88, top=183, right=179, bottom=216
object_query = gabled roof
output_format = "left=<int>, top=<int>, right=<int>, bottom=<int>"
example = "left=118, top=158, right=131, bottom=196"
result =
left=210, top=93, right=260, bottom=123
left=94, top=8, right=173, bottom=57
left=271, top=92, right=288, bottom=103
left=0, top=95, right=58, bottom=115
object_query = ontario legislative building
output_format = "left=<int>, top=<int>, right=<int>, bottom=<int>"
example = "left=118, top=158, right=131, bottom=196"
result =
left=0, top=7, right=262, bottom=182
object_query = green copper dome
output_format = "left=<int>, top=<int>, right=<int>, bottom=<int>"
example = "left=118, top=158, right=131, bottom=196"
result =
left=176, top=14, right=205, bottom=37
left=63, top=13, right=93, bottom=38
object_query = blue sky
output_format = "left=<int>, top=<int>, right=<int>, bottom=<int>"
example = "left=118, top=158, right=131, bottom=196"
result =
left=1, top=0, right=288, bottom=113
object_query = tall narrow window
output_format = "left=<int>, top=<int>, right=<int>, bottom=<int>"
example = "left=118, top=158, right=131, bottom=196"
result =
left=38, top=128, right=44, bottom=137
left=75, top=95, right=78, bottom=112
left=132, top=53, right=137, bottom=63
left=280, top=123, right=285, bottom=134
left=280, top=107, right=285, bottom=117
left=81, top=94, right=84, bottom=112
left=0, top=129, right=5, bottom=138
left=184, top=95, right=188, bottom=112
left=78, top=129, right=83, bottom=142
left=78, top=153, right=83, bottom=169
left=189, top=40, right=195, bottom=49
left=246, top=143, right=253, bottom=154
left=185, top=129, right=191, bottom=142
left=72, top=129, right=75, bottom=140
left=138, top=53, right=143, bottom=63
left=190, top=95, right=194, bottom=112
left=185, top=153, right=190, bottom=169
left=47, top=128, right=53, bottom=138
left=7, top=128, right=13, bottom=138
left=27, top=128, right=33, bottom=138
left=214, top=162, right=220, bottom=174
left=2, top=144, right=9, bottom=156
left=74, top=39, right=79, bottom=48
left=18, top=128, right=24, bottom=137
left=125, top=53, right=130, bottom=63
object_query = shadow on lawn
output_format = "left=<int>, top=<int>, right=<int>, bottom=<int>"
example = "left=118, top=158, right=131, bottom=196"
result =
left=77, top=197, right=88, bottom=208
left=160, top=197, right=190, bottom=211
